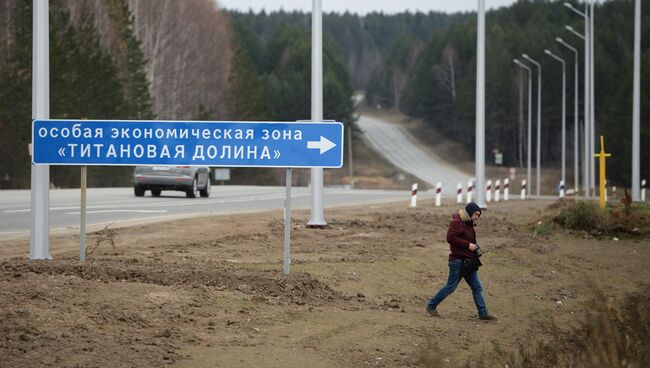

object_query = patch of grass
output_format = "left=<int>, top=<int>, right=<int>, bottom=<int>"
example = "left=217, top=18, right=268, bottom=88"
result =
left=533, top=221, right=557, bottom=238
left=553, top=201, right=605, bottom=232
left=418, top=286, right=650, bottom=367
left=505, top=286, right=650, bottom=368
left=536, top=199, right=650, bottom=238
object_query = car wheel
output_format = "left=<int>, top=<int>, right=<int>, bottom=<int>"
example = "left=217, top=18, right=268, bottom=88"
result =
left=186, top=177, right=198, bottom=198
left=200, top=177, right=211, bottom=198
left=151, top=189, right=161, bottom=197
left=134, top=185, right=145, bottom=197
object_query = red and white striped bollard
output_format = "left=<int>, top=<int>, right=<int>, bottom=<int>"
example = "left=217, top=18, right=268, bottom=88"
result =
left=435, top=182, right=442, bottom=207
left=486, top=179, right=492, bottom=202
left=495, top=179, right=501, bottom=202
left=410, top=183, right=418, bottom=208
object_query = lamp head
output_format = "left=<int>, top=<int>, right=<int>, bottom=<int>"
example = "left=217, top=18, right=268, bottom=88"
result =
left=565, top=25, right=575, bottom=32
left=544, top=49, right=552, bottom=55
left=556, top=37, right=564, bottom=43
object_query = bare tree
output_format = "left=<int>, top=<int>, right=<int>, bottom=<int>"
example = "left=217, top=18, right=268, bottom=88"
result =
left=127, top=0, right=232, bottom=119
left=0, top=0, right=17, bottom=65
left=433, top=44, right=457, bottom=101
left=61, top=0, right=232, bottom=120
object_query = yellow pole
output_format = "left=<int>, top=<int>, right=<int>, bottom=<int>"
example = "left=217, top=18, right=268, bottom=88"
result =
left=594, top=135, right=611, bottom=209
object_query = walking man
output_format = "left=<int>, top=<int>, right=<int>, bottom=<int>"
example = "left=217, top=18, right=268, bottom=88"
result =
left=426, top=202, right=497, bottom=321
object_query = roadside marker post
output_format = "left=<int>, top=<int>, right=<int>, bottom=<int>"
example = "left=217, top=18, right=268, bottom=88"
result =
left=435, top=182, right=442, bottom=207
left=457, top=183, right=463, bottom=204
left=495, top=180, right=501, bottom=202
left=642, top=179, right=646, bottom=202
left=504, top=178, right=509, bottom=201
left=410, top=183, right=418, bottom=208
left=467, top=179, right=473, bottom=203
left=521, top=180, right=527, bottom=200
left=559, top=180, right=566, bottom=198
left=486, top=179, right=492, bottom=202
left=594, top=135, right=612, bottom=209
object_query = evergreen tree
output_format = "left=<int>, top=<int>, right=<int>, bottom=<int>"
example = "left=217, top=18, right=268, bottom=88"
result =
left=0, top=0, right=32, bottom=189
left=107, top=0, right=154, bottom=120
left=49, top=1, right=128, bottom=187
left=225, top=27, right=270, bottom=120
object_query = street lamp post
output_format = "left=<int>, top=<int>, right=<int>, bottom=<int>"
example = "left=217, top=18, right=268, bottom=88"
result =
left=545, top=49, right=567, bottom=197
left=564, top=2, right=590, bottom=198
left=308, top=0, right=326, bottom=226
left=522, top=54, right=542, bottom=197
left=475, top=0, right=486, bottom=208
left=589, top=2, right=596, bottom=198
left=557, top=38, right=580, bottom=195
left=632, top=0, right=641, bottom=201
left=513, top=59, right=532, bottom=197
left=30, top=0, right=51, bottom=260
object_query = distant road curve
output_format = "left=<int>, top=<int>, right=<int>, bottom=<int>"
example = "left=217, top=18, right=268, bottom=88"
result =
left=357, top=114, right=471, bottom=192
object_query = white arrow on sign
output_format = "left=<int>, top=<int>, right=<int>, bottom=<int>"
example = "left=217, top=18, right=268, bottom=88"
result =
left=307, top=136, right=336, bottom=154
left=273, top=150, right=281, bottom=159
left=58, top=147, right=65, bottom=157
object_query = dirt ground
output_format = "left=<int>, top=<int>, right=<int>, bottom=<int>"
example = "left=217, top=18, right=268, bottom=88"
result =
left=1, top=199, right=649, bottom=367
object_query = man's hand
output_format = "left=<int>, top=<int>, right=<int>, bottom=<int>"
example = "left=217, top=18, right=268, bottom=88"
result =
left=469, top=243, right=477, bottom=251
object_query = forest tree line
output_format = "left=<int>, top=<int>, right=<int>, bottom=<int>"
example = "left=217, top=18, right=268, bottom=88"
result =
left=232, top=0, right=649, bottom=187
left=0, top=0, right=648, bottom=188
left=399, top=0, right=650, bottom=187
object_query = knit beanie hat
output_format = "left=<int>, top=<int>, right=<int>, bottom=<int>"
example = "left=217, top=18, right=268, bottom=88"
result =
left=465, top=202, right=482, bottom=218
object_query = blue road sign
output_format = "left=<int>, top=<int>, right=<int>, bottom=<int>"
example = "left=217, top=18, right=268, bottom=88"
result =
left=32, top=120, right=344, bottom=168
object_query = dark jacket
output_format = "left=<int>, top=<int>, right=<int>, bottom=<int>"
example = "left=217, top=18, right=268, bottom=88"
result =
left=447, top=212, right=481, bottom=264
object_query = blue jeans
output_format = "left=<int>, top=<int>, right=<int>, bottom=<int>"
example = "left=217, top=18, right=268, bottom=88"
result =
left=426, top=259, right=489, bottom=317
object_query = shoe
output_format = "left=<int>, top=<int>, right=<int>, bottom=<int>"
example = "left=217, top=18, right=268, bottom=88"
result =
left=479, top=314, right=498, bottom=321
left=425, top=306, right=439, bottom=317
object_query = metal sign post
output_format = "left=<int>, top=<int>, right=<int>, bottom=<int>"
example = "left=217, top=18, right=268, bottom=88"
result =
left=284, top=169, right=292, bottom=274
left=80, top=166, right=87, bottom=262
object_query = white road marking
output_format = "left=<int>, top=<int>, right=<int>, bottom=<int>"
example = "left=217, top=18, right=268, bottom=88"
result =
left=4, top=192, right=310, bottom=213
left=65, top=210, right=168, bottom=215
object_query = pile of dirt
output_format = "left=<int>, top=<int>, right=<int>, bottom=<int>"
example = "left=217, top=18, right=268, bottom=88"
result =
left=0, top=260, right=344, bottom=307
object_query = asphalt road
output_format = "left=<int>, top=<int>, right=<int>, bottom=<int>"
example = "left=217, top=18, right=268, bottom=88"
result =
left=357, top=114, right=472, bottom=191
left=0, top=186, right=409, bottom=239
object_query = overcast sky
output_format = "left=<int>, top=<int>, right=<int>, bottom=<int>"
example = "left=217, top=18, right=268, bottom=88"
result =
left=217, top=0, right=519, bottom=14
